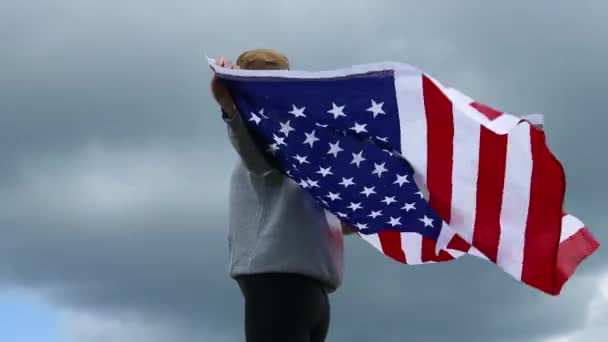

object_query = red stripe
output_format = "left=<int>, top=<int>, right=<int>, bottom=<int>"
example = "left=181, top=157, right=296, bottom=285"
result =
left=421, top=76, right=454, bottom=261
left=553, top=227, right=600, bottom=295
left=447, top=234, right=472, bottom=253
left=422, top=76, right=454, bottom=223
left=421, top=237, right=436, bottom=262
left=471, top=102, right=503, bottom=121
left=421, top=236, right=454, bottom=262
left=521, top=128, right=566, bottom=294
left=472, top=128, right=508, bottom=262
left=378, top=231, right=407, bottom=263
left=421, top=234, right=455, bottom=262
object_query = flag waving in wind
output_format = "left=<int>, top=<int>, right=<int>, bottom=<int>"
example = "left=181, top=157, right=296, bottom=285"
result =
left=209, top=58, right=599, bottom=295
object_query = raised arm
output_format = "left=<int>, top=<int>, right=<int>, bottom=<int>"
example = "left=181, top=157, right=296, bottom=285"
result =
left=211, top=57, right=275, bottom=176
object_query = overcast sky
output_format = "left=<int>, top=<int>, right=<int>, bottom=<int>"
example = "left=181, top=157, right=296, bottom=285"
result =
left=1, top=0, right=607, bottom=341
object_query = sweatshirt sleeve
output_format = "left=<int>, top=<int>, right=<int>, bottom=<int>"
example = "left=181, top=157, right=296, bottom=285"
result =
left=222, top=110, right=276, bottom=176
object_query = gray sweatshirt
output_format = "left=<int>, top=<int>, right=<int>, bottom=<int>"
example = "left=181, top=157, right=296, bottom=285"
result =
left=223, top=111, right=345, bottom=292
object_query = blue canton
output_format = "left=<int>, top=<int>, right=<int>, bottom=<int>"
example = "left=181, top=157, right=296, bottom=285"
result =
left=224, top=71, right=442, bottom=240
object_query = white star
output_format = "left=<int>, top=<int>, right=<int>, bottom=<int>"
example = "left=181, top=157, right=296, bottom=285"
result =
left=360, top=186, right=376, bottom=197
left=303, top=130, right=320, bottom=148
left=286, top=170, right=293, bottom=177
left=401, top=202, right=416, bottom=212
left=381, top=196, right=397, bottom=205
left=326, top=192, right=341, bottom=201
left=366, top=99, right=386, bottom=118
left=316, top=122, right=329, bottom=128
left=394, top=174, right=410, bottom=187
left=279, top=120, right=295, bottom=137
left=273, top=134, right=287, bottom=146
left=298, top=179, right=309, bottom=188
left=368, top=210, right=383, bottom=219
left=372, top=162, right=388, bottom=178
left=337, top=212, right=348, bottom=218
left=316, top=166, right=333, bottom=177
left=387, top=216, right=402, bottom=227
left=349, top=122, right=368, bottom=134
left=327, top=102, right=347, bottom=119
left=419, top=215, right=434, bottom=228
left=249, top=112, right=261, bottom=125
left=293, top=154, right=310, bottom=164
left=415, top=191, right=424, bottom=199
left=339, top=177, right=355, bottom=188
left=350, top=151, right=366, bottom=167
left=327, top=141, right=344, bottom=158
left=305, top=178, right=320, bottom=188
left=376, top=136, right=389, bottom=143
left=348, top=202, right=363, bottom=212
left=267, top=143, right=279, bottom=155
left=320, top=199, right=329, bottom=206
left=258, top=108, right=269, bottom=119
left=355, top=223, right=368, bottom=230
left=289, top=105, right=307, bottom=118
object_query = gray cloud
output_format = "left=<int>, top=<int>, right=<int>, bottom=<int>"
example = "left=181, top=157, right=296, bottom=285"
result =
left=0, top=141, right=603, bottom=342
left=1, top=0, right=606, bottom=341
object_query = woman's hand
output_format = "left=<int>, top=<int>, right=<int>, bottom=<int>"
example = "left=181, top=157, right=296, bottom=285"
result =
left=210, top=56, right=240, bottom=117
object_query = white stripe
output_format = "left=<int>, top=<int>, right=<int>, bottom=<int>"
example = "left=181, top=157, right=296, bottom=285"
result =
left=435, top=222, right=456, bottom=254
left=401, top=233, right=423, bottom=265
left=487, top=114, right=521, bottom=134
left=435, top=223, right=468, bottom=260
left=496, top=125, right=533, bottom=279
left=444, top=87, right=492, bottom=127
left=447, top=107, right=481, bottom=244
left=445, top=86, right=528, bottom=135
left=208, top=56, right=421, bottom=80
left=522, top=113, right=544, bottom=126
left=358, top=232, right=383, bottom=252
left=447, top=249, right=467, bottom=258
left=488, top=113, right=543, bottom=134
left=561, top=214, right=585, bottom=242
left=394, top=70, right=429, bottom=195
left=468, top=246, right=490, bottom=260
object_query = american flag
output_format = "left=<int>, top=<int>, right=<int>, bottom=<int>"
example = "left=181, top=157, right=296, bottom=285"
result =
left=209, top=58, right=599, bottom=295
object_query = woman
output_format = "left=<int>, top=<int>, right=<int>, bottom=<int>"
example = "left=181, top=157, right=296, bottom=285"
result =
left=210, top=48, right=352, bottom=342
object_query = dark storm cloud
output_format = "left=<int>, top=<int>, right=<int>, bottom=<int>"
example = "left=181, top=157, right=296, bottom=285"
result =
left=1, top=0, right=606, bottom=341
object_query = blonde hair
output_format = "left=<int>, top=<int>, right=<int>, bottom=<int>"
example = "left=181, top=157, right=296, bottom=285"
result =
left=236, top=48, right=290, bottom=70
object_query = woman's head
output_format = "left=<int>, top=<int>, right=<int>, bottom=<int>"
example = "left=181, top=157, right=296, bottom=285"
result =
left=236, top=48, right=290, bottom=70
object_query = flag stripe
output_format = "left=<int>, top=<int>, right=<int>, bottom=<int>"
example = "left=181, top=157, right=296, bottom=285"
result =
left=561, top=214, right=584, bottom=242
left=358, top=230, right=382, bottom=250
left=422, top=75, right=454, bottom=223
left=401, top=233, right=423, bottom=264
left=421, top=237, right=437, bottom=262
left=395, top=70, right=428, bottom=191
left=521, top=128, right=565, bottom=294
left=471, top=101, right=503, bottom=120
left=553, top=227, right=600, bottom=294
left=434, top=223, right=464, bottom=261
left=421, top=75, right=456, bottom=263
left=378, top=230, right=407, bottom=263
left=496, top=125, right=532, bottom=279
left=447, top=234, right=472, bottom=253
left=448, top=106, right=481, bottom=245
left=473, top=127, right=508, bottom=262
